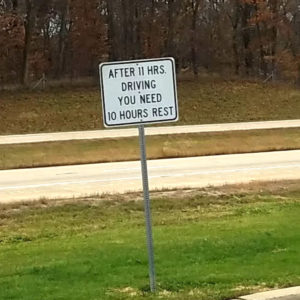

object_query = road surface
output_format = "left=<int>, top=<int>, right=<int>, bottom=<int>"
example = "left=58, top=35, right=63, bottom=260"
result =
left=0, top=150, right=299, bottom=203
left=1, top=119, right=300, bottom=145
left=236, top=286, right=300, bottom=300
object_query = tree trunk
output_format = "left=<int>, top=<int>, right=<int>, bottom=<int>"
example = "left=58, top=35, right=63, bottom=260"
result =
left=106, top=0, right=117, bottom=60
left=133, top=2, right=142, bottom=59
left=191, top=0, right=200, bottom=78
left=127, top=0, right=135, bottom=59
left=12, top=0, right=18, bottom=11
left=166, top=0, right=175, bottom=57
left=231, top=0, right=241, bottom=75
left=121, top=0, right=129, bottom=59
left=269, top=0, right=278, bottom=80
left=146, top=0, right=156, bottom=57
left=253, top=3, right=267, bottom=76
left=232, top=30, right=240, bottom=75
left=22, top=0, right=35, bottom=85
left=56, top=0, right=70, bottom=78
left=241, top=2, right=253, bottom=75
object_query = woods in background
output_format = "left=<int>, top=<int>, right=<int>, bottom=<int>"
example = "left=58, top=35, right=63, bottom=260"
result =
left=1, top=0, right=300, bottom=85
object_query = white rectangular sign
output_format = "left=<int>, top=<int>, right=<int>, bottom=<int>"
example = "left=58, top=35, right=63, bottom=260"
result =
left=99, top=58, right=178, bottom=127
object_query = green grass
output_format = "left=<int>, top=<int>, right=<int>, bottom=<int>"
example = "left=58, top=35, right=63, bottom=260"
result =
left=0, top=78, right=299, bottom=134
left=0, top=182, right=300, bottom=299
left=1, top=128, right=300, bottom=170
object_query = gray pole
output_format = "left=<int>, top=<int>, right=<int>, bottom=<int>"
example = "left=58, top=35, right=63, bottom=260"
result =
left=138, top=125, right=156, bottom=293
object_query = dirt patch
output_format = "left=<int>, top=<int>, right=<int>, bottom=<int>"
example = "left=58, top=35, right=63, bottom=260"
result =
left=0, top=179, right=299, bottom=214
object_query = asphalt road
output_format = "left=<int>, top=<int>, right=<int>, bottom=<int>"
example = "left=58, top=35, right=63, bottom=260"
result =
left=1, top=119, right=300, bottom=145
left=0, top=150, right=299, bottom=203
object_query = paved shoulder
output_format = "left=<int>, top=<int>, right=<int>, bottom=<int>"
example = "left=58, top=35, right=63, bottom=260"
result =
left=1, top=120, right=300, bottom=145
left=233, top=286, right=300, bottom=300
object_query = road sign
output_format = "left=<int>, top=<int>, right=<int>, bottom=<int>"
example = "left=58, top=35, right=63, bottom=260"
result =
left=99, top=57, right=178, bottom=127
left=99, top=57, right=179, bottom=293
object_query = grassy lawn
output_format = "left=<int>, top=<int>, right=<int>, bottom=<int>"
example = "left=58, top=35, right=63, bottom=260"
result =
left=0, top=79, right=300, bottom=135
left=1, top=128, right=299, bottom=170
left=0, top=181, right=299, bottom=299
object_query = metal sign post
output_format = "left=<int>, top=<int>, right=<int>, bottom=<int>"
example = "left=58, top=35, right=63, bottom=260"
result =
left=138, top=125, right=156, bottom=292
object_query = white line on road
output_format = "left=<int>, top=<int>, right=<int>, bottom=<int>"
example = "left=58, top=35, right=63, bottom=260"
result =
left=54, top=165, right=170, bottom=175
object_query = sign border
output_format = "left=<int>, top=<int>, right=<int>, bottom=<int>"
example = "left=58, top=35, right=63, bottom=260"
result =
left=99, top=57, right=178, bottom=128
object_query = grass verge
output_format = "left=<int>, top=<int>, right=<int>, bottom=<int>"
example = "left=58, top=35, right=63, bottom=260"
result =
left=1, top=128, right=299, bottom=170
left=0, top=78, right=300, bottom=134
left=0, top=181, right=299, bottom=299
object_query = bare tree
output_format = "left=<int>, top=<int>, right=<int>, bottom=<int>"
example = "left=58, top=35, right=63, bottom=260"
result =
left=1, top=0, right=300, bottom=85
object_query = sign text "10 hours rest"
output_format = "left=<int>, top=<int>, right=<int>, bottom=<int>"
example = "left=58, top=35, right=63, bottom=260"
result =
left=99, top=58, right=178, bottom=127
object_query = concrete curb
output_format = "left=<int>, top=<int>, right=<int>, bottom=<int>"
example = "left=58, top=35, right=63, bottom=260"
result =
left=233, top=287, right=300, bottom=300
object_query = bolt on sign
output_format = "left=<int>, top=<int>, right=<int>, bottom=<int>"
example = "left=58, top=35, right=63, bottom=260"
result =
left=99, top=58, right=178, bottom=293
left=99, top=57, right=178, bottom=127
